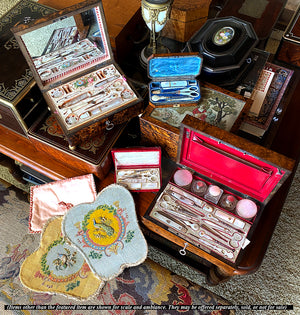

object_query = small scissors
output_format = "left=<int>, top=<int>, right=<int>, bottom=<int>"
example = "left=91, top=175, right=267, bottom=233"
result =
left=152, top=86, right=199, bottom=97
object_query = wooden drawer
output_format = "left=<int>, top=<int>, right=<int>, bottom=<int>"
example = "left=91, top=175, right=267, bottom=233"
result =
left=0, top=85, right=47, bottom=137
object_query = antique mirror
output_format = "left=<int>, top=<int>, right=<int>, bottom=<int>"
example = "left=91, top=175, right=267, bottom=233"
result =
left=13, top=0, right=112, bottom=91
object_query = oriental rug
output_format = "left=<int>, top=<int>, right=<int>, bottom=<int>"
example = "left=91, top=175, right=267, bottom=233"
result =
left=0, top=183, right=233, bottom=314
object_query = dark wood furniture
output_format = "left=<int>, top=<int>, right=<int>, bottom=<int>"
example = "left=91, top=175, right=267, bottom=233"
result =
left=1, top=0, right=300, bottom=285
left=217, top=0, right=287, bottom=48
left=276, top=5, right=300, bottom=67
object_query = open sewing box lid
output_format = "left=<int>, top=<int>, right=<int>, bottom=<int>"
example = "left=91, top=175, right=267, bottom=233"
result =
left=148, top=52, right=203, bottom=81
left=111, top=147, right=162, bottom=192
left=12, top=0, right=142, bottom=137
left=12, top=0, right=113, bottom=93
left=178, top=115, right=294, bottom=205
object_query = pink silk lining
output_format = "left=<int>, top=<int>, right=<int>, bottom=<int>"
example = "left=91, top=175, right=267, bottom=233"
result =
left=29, top=174, right=97, bottom=233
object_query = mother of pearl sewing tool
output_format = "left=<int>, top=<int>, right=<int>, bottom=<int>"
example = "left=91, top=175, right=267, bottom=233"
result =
left=169, top=187, right=213, bottom=212
left=159, top=80, right=188, bottom=88
left=160, top=193, right=192, bottom=210
left=50, top=88, right=65, bottom=98
left=119, top=173, right=158, bottom=182
left=120, top=169, right=157, bottom=178
left=74, top=98, right=123, bottom=121
left=58, top=91, right=92, bottom=109
left=103, top=66, right=116, bottom=76
left=151, top=95, right=194, bottom=102
left=121, top=89, right=134, bottom=99
left=39, top=69, right=52, bottom=78
left=200, top=238, right=234, bottom=259
left=205, top=212, right=246, bottom=234
left=65, top=113, right=78, bottom=125
left=183, top=220, right=200, bottom=231
left=160, top=206, right=200, bottom=223
left=185, top=233, right=234, bottom=259
left=56, top=91, right=88, bottom=110
left=166, top=190, right=207, bottom=215
left=87, top=91, right=112, bottom=105
left=154, top=211, right=187, bottom=232
left=198, top=231, right=235, bottom=251
left=158, top=80, right=197, bottom=89
left=72, top=93, right=119, bottom=117
left=200, top=223, right=230, bottom=243
left=36, top=56, right=64, bottom=70
left=202, top=219, right=243, bottom=239
left=94, top=74, right=120, bottom=88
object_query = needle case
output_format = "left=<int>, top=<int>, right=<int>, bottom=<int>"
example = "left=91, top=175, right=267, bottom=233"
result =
left=111, top=147, right=162, bottom=192
left=148, top=52, right=203, bottom=107
left=12, top=0, right=143, bottom=148
left=143, top=114, right=294, bottom=264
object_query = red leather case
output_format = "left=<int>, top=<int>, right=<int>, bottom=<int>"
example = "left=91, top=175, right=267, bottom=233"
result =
left=111, top=147, right=162, bottom=192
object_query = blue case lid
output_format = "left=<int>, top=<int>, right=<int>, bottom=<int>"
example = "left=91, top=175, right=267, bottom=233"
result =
left=148, top=53, right=203, bottom=80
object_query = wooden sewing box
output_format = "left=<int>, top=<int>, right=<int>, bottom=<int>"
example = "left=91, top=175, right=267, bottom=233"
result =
left=142, top=114, right=294, bottom=266
left=140, top=81, right=252, bottom=160
left=12, top=0, right=143, bottom=148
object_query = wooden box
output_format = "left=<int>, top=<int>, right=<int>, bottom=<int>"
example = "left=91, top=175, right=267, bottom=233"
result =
left=143, top=115, right=294, bottom=264
left=12, top=0, right=143, bottom=149
left=111, top=147, right=162, bottom=192
left=0, top=0, right=55, bottom=137
left=28, top=111, right=127, bottom=180
left=239, top=62, right=294, bottom=138
left=148, top=53, right=202, bottom=107
left=276, top=5, right=300, bottom=67
left=140, top=82, right=252, bottom=160
left=161, top=0, right=212, bottom=42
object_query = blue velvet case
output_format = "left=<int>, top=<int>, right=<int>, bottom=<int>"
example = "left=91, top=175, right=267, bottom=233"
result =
left=148, top=53, right=203, bottom=107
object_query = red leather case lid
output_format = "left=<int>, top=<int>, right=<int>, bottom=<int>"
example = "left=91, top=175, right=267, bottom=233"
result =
left=179, top=127, right=286, bottom=203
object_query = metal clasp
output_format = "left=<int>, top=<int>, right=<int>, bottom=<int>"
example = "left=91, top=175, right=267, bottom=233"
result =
left=179, top=242, right=189, bottom=256
left=105, top=120, right=114, bottom=130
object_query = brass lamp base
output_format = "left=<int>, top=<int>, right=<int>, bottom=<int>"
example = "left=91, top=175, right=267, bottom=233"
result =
left=140, top=43, right=170, bottom=69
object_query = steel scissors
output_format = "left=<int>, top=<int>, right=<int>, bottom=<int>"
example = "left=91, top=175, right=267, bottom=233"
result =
left=152, top=86, right=200, bottom=98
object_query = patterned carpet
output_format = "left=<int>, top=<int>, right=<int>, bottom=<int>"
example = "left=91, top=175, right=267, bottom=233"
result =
left=0, top=182, right=233, bottom=314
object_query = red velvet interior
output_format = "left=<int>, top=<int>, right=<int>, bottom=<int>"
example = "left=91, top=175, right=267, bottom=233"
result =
left=180, top=128, right=285, bottom=202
